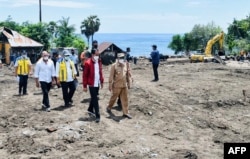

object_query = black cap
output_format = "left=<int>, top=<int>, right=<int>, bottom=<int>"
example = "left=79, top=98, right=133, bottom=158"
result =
left=92, top=40, right=98, bottom=44
left=152, top=45, right=157, bottom=48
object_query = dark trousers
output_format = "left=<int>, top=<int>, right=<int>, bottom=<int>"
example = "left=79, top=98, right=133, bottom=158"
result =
left=75, top=64, right=79, bottom=77
left=88, top=86, right=100, bottom=119
left=18, top=75, right=28, bottom=94
left=61, top=81, right=76, bottom=105
left=40, top=81, right=52, bottom=108
left=152, top=63, right=159, bottom=80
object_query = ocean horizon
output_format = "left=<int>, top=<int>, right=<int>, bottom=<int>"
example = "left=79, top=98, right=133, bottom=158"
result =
left=81, top=33, right=175, bottom=57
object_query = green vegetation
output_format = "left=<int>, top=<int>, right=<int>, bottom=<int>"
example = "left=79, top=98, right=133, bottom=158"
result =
left=169, top=14, right=250, bottom=55
left=168, top=22, right=222, bottom=55
left=0, top=15, right=101, bottom=54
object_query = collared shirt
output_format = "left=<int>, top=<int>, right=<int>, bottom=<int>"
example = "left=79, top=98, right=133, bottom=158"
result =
left=70, top=54, right=79, bottom=64
left=14, top=56, right=32, bottom=75
left=109, top=61, right=129, bottom=88
left=55, top=59, right=76, bottom=82
left=94, top=61, right=100, bottom=87
left=34, top=59, right=56, bottom=83
left=82, top=58, right=104, bottom=88
left=150, top=50, right=160, bottom=64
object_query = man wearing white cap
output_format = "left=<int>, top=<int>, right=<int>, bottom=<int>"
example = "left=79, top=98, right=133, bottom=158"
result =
left=56, top=50, right=77, bottom=107
left=14, top=51, right=32, bottom=95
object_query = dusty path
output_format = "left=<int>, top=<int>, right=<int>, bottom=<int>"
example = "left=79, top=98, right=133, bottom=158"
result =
left=0, top=59, right=250, bottom=159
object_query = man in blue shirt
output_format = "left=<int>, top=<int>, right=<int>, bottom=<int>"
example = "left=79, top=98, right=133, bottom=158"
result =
left=150, top=45, right=160, bottom=82
left=70, top=49, right=79, bottom=77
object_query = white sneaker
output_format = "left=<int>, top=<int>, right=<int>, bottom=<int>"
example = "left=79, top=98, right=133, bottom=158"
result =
left=46, top=108, right=51, bottom=112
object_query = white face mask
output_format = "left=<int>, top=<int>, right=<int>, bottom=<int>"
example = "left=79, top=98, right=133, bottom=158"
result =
left=65, top=56, right=70, bottom=61
left=118, top=59, right=124, bottom=64
left=43, top=56, right=49, bottom=61
left=94, top=56, right=99, bottom=61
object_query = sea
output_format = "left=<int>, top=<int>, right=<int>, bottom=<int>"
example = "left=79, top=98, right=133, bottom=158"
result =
left=81, top=33, right=175, bottom=57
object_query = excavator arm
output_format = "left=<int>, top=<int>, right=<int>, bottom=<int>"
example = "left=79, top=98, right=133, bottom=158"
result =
left=204, top=31, right=224, bottom=57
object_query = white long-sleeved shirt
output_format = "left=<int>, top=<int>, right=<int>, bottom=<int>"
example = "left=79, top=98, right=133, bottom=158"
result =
left=55, top=59, right=76, bottom=82
left=34, top=59, right=56, bottom=83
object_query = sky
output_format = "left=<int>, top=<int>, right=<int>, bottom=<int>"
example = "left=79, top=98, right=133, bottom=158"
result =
left=0, top=0, right=249, bottom=34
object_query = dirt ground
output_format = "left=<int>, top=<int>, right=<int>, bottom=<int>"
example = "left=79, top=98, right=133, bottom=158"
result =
left=1, top=58, right=250, bottom=159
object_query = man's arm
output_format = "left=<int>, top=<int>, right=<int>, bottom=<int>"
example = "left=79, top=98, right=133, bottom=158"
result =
left=108, top=64, right=115, bottom=91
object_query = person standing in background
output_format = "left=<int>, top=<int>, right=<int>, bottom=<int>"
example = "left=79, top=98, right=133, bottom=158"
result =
left=34, top=51, right=56, bottom=112
left=80, top=46, right=91, bottom=71
left=14, top=51, right=32, bottom=96
left=83, top=48, right=104, bottom=123
left=126, top=47, right=131, bottom=62
left=150, top=45, right=160, bottom=82
left=71, top=49, right=79, bottom=76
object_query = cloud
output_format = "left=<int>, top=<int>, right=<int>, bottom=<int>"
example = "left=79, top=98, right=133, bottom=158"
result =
left=4, top=0, right=94, bottom=8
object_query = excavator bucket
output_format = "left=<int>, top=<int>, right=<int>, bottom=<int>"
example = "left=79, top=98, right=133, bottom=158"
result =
left=213, top=55, right=226, bottom=65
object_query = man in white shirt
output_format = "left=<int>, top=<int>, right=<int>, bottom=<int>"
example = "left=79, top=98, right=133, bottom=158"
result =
left=34, top=51, right=56, bottom=112
left=56, top=50, right=77, bottom=107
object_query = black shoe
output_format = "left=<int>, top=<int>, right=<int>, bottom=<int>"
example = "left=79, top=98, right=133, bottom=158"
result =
left=106, top=107, right=112, bottom=114
left=87, top=111, right=96, bottom=118
left=64, top=103, right=70, bottom=107
left=95, top=118, right=100, bottom=123
left=151, top=79, right=158, bottom=82
left=123, top=114, right=132, bottom=119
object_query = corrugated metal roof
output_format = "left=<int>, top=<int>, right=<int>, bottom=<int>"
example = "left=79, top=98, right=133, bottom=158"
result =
left=98, top=42, right=124, bottom=54
left=0, top=27, right=43, bottom=47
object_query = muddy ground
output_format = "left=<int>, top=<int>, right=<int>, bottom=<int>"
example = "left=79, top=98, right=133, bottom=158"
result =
left=0, top=58, right=250, bottom=159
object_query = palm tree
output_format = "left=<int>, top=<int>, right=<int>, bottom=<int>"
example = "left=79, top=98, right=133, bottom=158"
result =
left=80, top=19, right=92, bottom=47
left=80, top=15, right=100, bottom=46
left=58, top=17, right=75, bottom=36
left=56, top=17, right=75, bottom=47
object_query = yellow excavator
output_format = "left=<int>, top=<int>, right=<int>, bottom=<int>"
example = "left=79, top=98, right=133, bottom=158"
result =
left=190, top=31, right=225, bottom=63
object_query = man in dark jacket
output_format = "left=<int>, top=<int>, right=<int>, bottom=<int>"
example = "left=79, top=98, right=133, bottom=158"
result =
left=150, top=45, right=160, bottom=82
left=83, top=48, right=104, bottom=123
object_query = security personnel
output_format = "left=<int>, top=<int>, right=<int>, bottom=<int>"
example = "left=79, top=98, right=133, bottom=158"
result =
left=56, top=50, right=77, bottom=107
left=14, top=51, right=32, bottom=95
left=106, top=52, right=132, bottom=119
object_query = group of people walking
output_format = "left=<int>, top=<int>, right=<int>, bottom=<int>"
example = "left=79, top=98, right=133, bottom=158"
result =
left=13, top=42, right=160, bottom=123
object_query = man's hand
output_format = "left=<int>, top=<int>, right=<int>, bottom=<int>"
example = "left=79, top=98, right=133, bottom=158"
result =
left=36, top=82, right=40, bottom=88
left=83, top=87, right=87, bottom=92
left=52, top=80, right=56, bottom=86
left=109, top=85, right=112, bottom=92
left=56, top=79, right=60, bottom=86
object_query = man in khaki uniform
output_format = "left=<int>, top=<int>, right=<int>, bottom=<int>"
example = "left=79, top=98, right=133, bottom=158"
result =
left=106, top=52, right=132, bottom=119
